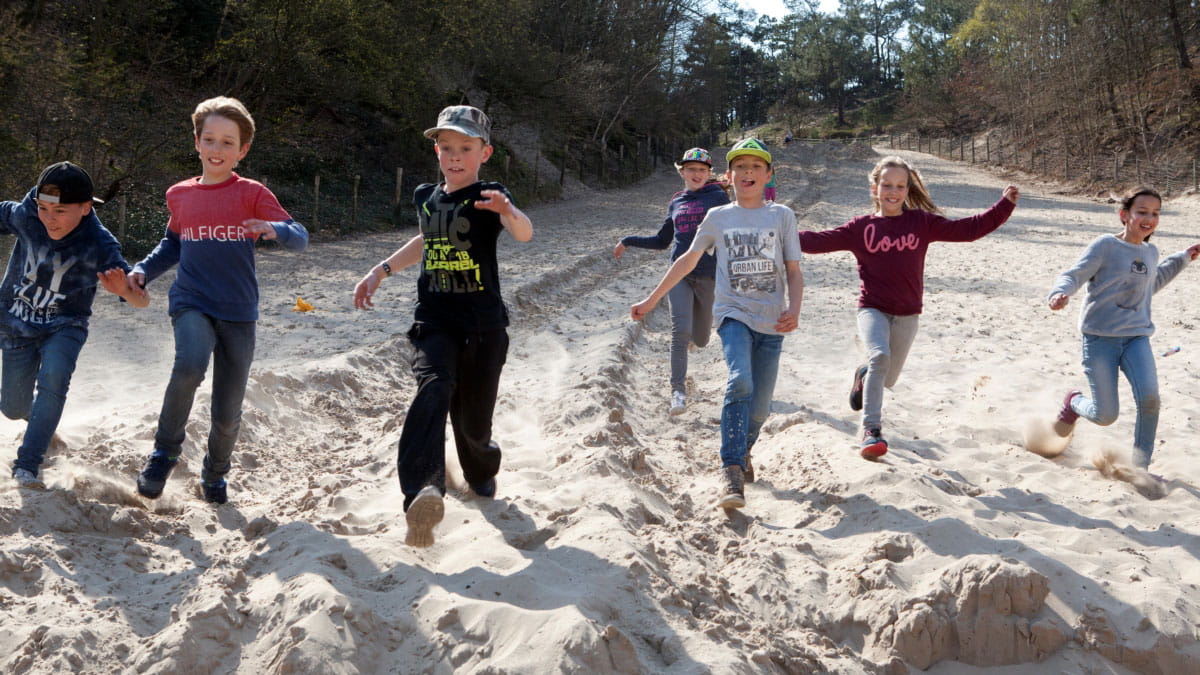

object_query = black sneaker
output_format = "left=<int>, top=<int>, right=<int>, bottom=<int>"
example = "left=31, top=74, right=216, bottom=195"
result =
left=137, top=449, right=179, bottom=499
left=470, top=477, right=497, bottom=498
left=849, top=364, right=868, bottom=411
left=202, top=478, right=228, bottom=504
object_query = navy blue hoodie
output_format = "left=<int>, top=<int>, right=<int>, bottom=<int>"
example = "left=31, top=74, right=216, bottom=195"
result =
left=620, top=182, right=729, bottom=278
left=0, top=188, right=129, bottom=346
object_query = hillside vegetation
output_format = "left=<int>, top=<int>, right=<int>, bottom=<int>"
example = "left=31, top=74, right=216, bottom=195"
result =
left=2, top=1, right=1198, bottom=254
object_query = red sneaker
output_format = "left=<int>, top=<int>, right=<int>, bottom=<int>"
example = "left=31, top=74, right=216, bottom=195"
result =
left=1057, top=390, right=1082, bottom=426
left=861, top=428, right=888, bottom=459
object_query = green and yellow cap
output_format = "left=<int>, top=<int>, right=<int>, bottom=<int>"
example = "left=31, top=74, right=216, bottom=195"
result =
left=726, top=137, right=772, bottom=165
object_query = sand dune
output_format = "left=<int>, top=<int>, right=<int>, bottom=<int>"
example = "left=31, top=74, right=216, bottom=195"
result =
left=2, top=141, right=1199, bottom=673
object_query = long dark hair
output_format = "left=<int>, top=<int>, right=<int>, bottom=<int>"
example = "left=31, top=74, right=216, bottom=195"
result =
left=1119, top=185, right=1161, bottom=242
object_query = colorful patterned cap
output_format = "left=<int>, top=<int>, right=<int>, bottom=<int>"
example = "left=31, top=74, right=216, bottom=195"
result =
left=726, top=138, right=772, bottom=165
left=677, top=147, right=713, bottom=167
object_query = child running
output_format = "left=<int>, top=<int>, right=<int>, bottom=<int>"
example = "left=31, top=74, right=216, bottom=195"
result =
left=2, top=162, right=149, bottom=488
left=131, top=96, right=309, bottom=504
left=632, top=138, right=803, bottom=510
left=353, top=105, right=533, bottom=547
left=1047, top=186, right=1200, bottom=473
left=799, top=155, right=1018, bottom=459
left=613, top=148, right=729, bottom=415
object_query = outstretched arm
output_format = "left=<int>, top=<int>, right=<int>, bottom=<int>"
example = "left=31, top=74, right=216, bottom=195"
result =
left=928, top=186, right=1019, bottom=243
left=353, top=234, right=424, bottom=310
left=243, top=218, right=310, bottom=250
left=631, top=249, right=704, bottom=320
left=478, top=190, right=533, bottom=242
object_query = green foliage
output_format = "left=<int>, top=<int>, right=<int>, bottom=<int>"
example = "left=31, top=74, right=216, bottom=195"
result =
left=6, top=0, right=1199, bottom=253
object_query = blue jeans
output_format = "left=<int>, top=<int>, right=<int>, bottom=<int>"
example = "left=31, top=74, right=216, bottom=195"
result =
left=1071, top=334, right=1159, bottom=468
left=154, top=310, right=255, bottom=482
left=3, top=326, right=87, bottom=474
left=717, top=318, right=783, bottom=468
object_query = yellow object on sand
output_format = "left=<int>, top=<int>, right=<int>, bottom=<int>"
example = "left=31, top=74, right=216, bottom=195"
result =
left=293, top=297, right=314, bottom=312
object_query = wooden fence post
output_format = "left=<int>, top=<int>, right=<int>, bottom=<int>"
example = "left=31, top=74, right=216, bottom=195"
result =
left=394, top=168, right=403, bottom=208
left=352, top=174, right=360, bottom=228
left=313, top=175, right=320, bottom=230
left=532, top=152, right=539, bottom=194
left=560, top=141, right=568, bottom=186
left=118, top=196, right=127, bottom=240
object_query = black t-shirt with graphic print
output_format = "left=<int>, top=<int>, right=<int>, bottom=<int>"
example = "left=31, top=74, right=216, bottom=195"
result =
left=412, top=180, right=513, bottom=332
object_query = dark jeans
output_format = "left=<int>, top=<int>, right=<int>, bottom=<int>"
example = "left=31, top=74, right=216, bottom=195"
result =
left=154, top=310, right=256, bottom=482
left=398, top=322, right=507, bottom=510
left=3, top=326, right=87, bottom=474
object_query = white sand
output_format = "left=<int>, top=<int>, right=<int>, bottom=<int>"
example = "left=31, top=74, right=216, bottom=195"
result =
left=1, top=142, right=1198, bottom=673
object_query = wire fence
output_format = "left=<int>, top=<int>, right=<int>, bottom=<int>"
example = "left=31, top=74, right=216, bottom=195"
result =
left=882, top=133, right=1200, bottom=196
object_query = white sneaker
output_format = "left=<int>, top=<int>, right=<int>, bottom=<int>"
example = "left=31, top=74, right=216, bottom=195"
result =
left=13, top=468, right=46, bottom=490
left=669, top=390, right=687, bottom=415
left=405, top=486, right=444, bottom=548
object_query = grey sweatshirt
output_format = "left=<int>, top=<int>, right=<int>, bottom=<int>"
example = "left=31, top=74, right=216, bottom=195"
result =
left=1049, top=234, right=1190, bottom=337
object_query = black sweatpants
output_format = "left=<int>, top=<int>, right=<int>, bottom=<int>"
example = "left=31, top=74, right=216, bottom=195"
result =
left=398, top=322, right=507, bottom=510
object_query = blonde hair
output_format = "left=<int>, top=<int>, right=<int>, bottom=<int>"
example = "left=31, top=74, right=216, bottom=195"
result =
left=869, top=156, right=939, bottom=215
left=192, top=96, right=256, bottom=146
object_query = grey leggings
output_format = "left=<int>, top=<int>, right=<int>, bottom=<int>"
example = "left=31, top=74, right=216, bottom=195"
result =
left=857, top=307, right=920, bottom=431
left=667, top=275, right=715, bottom=392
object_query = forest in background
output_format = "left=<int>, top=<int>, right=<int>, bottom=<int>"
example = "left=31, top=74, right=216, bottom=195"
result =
left=1, top=0, right=1198, bottom=255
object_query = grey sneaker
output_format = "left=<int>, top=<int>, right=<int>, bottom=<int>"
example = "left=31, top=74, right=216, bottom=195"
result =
left=405, top=486, right=445, bottom=548
left=13, top=468, right=46, bottom=490
left=718, top=465, right=745, bottom=510
left=669, top=390, right=686, bottom=416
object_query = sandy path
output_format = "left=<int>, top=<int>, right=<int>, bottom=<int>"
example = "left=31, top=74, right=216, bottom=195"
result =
left=1, top=143, right=1199, bottom=673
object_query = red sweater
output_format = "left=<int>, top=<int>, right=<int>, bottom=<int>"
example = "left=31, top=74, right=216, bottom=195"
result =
left=799, top=198, right=1015, bottom=315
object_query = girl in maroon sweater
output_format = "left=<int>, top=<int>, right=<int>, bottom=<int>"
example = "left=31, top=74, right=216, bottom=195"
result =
left=799, top=156, right=1019, bottom=458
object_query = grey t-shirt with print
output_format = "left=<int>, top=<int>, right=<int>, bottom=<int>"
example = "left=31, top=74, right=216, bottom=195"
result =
left=690, top=202, right=801, bottom=336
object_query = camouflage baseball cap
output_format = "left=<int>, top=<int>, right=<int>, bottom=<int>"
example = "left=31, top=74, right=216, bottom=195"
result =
left=424, top=105, right=491, bottom=144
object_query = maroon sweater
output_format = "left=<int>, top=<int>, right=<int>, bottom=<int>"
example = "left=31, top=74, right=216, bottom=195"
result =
left=799, top=198, right=1015, bottom=315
